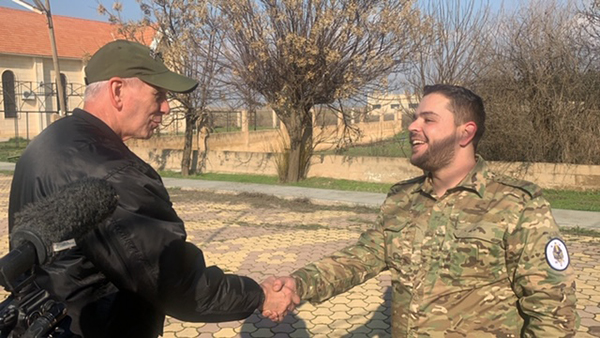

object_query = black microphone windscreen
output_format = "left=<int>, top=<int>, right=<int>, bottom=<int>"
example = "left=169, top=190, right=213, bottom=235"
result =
left=12, top=178, right=118, bottom=254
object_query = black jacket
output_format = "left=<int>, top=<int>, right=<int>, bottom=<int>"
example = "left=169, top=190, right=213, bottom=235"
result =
left=8, top=109, right=264, bottom=338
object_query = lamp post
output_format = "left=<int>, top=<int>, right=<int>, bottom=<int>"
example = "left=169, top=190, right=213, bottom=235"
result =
left=12, top=0, right=66, bottom=116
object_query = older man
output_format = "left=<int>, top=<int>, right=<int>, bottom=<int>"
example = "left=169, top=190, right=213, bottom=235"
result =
left=8, top=40, right=295, bottom=338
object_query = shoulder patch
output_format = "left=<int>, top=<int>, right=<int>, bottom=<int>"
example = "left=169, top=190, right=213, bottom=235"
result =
left=545, top=238, right=570, bottom=271
left=388, top=175, right=425, bottom=196
left=496, top=175, right=543, bottom=199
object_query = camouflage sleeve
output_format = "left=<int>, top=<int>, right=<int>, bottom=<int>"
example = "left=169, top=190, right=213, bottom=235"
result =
left=290, top=212, right=387, bottom=303
left=505, top=196, right=579, bottom=337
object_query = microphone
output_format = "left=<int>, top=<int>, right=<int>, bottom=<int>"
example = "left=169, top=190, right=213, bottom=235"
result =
left=0, top=178, right=118, bottom=290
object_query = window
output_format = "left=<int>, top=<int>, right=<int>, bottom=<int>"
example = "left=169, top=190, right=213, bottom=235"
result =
left=56, top=73, right=68, bottom=113
left=372, top=104, right=381, bottom=109
left=2, top=70, right=17, bottom=118
left=391, top=104, right=400, bottom=109
left=408, top=103, right=418, bottom=109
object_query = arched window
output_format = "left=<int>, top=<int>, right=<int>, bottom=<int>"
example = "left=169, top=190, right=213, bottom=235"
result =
left=55, top=73, right=68, bottom=113
left=2, top=70, right=17, bottom=118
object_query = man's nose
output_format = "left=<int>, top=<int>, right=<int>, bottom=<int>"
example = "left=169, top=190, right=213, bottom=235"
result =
left=161, top=99, right=170, bottom=115
left=408, top=118, right=419, bottom=132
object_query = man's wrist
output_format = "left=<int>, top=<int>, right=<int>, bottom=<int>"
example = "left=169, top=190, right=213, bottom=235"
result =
left=290, top=274, right=304, bottom=299
left=258, top=283, right=267, bottom=311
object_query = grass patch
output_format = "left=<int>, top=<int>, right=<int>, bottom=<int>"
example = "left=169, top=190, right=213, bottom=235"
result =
left=212, top=126, right=241, bottom=133
left=544, top=189, right=600, bottom=212
left=0, top=138, right=597, bottom=212
left=318, top=131, right=411, bottom=158
left=159, top=171, right=280, bottom=185
left=289, top=177, right=392, bottom=193
left=235, top=221, right=329, bottom=231
left=0, top=137, right=29, bottom=162
left=159, top=171, right=392, bottom=194
left=159, top=170, right=600, bottom=212
left=560, top=226, right=600, bottom=238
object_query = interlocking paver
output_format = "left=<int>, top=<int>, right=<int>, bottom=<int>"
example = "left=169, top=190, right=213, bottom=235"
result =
left=289, top=331, right=311, bottom=338
left=312, top=308, right=335, bottom=316
left=248, top=328, right=272, bottom=337
left=237, top=323, right=258, bottom=333
left=213, top=328, right=238, bottom=338
left=271, top=323, right=295, bottom=333
left=164, top=322, right=185, bottom=333
left=0, top=173, right=599, bottom=337
left=329, top=304, right=351, bottom=313
left=291, top=320, right=308, bottom=329
left=177, top=327, right=201, bottom=337
left=218, top=321, right=243, bottom=329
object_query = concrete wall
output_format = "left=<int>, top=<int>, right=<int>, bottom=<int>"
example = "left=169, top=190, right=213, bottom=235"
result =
left=126, top=119, right=403, bottom=153
left=130, top=146, right=600, bottom=191
left=123, top=105, right=600, bottom=191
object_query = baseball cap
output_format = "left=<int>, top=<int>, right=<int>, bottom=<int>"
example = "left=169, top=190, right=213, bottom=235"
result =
left=85, top=40, right=198, bottom=93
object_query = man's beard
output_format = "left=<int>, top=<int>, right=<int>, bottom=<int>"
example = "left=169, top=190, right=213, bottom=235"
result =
left=410, top=132, right=457, bottom=172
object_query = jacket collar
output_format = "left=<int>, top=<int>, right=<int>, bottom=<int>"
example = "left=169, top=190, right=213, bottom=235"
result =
left=413, top=155, right=489, bottom=199
left=73, top=108, right=123, bottom=144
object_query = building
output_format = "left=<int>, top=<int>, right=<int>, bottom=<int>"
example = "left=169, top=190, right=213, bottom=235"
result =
left=369, top=92, right=418, bottom=114
left=0, top=6, right=152, bottom=140
left=367, top=92, right=418, bottom=127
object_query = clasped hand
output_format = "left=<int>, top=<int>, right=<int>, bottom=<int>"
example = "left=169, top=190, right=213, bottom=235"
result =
left=260, top=276, right=300, bottom=322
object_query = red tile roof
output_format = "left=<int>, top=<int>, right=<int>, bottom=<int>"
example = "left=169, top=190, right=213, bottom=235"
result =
left=0, top=6, right=155, bottom=59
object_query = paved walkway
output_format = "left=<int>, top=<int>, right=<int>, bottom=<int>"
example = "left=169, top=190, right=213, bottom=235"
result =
left=161, top=177, right=600, bottom=230
left=0, top=164, right=599, bottom=337
left=2, top=162, right=598, bottom=229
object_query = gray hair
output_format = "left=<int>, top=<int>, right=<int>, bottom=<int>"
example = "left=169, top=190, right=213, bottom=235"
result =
left=84, top=78, right=142, bottom=103
left=84, top=80, right=108, bottom=103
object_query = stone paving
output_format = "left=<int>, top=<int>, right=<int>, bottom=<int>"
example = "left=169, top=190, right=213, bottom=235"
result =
left=0, top=174, right=599, bottom=337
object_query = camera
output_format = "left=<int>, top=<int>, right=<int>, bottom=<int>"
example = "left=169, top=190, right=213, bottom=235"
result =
left=0, top=240, right=69, bottom=338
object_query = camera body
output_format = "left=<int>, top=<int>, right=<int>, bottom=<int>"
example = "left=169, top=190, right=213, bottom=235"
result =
left=0, top=282, right=67, bottom=338
left=0, top=243, right=68, bottom=338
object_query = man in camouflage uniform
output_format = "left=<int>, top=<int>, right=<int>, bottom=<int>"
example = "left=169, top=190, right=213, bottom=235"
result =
left=266, top=84, right=578, bottom=337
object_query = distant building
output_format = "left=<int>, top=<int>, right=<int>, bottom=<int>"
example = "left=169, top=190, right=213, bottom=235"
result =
left=0, top=6, right=153, bottom=139
left=367, top=93, right=418, bottom=127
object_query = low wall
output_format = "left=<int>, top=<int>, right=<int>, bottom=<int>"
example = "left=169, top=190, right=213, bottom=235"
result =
left=126, top=119, right=402, bottom=153
left=130, top=147, right=600, bottom=191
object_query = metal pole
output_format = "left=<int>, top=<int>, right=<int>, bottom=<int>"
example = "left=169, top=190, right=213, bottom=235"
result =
left=13, top=0, right=66, bottom=116
left=42, top=0, right=66, bottom=116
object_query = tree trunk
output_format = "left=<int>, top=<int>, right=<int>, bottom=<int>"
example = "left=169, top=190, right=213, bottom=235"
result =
left=181, top=112, right=196, bottom=176
left=196, top=122, right=210, bottom=174
left=282, top=109, right=313, bottom=183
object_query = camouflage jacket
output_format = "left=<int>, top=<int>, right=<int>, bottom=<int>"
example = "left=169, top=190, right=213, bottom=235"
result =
left=292, top=157, right=578, bottom=337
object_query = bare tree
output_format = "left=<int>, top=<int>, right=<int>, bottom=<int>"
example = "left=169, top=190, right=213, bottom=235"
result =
left=476, top=0, right=600, bottom=165
left=214, top=0, right=424, bottom=182
left=578, top=0, right=600, bottom=67
left=405, top=0, right=496, bottom=97
left=99, top=0, right=224, bottom=175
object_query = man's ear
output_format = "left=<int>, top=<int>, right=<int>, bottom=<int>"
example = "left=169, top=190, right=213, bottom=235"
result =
left=108, top=77, right=124, bottom=110
left=459, top=121, right=477, bottom=147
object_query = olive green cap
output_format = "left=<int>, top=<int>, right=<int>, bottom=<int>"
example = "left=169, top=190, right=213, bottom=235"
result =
left=84, top=40, right=198, bottom=93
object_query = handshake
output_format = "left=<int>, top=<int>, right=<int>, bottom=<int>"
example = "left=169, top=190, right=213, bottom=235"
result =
left=259, top=276, right=301, bottom=322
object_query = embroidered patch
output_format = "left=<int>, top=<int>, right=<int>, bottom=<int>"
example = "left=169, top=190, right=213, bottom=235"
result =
left=545, top=238, right=569, bottom=271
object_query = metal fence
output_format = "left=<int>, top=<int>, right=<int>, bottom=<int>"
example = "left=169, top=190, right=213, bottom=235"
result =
left=1, top=80, right=82, bottom=140
left=209, top=109, right=279, bottom=132
left=1, top=79, right=407, bottom=140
